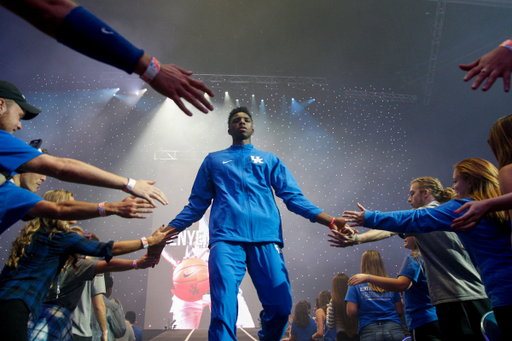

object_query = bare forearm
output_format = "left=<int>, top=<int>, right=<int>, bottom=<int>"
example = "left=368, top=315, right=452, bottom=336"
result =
left=0, top=0, right=77, bottom=37
left=29, top=200, right=120, bottom=220
left=22, top=156, right=128, bottom=191
left=111, top=234, right=162, bottom=256
left=357, top=229, right=397, bottom=244
left=368, top=275, right=411, bottom=292
left=92, top=294, right=108, bottom=333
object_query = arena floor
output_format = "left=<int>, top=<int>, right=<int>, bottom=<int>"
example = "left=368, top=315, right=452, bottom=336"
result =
left=147, top=328, right=260, bottom=341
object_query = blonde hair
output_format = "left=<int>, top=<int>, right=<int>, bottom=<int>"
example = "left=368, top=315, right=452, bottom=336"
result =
left=361, top=250, right=389, bottom=293
left=489, top=114, right=512, bottom=169
left=454, top=158, right=508, bottom=228
left=331, top=273, right=358, bottom=337
left=411, top=177, right=455, bottom=203
left=7, top=190, right=74, bottom=269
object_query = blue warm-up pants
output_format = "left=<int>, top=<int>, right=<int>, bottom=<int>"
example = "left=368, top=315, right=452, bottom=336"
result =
left=208, top=241, right=293, bottom=341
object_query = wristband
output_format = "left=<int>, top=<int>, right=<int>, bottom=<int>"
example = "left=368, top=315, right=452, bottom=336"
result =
left=367, top=274, right=370, bottom=283
left=140, top=57, right=161, bottom=83
left=56, top=6, right=144, bottom=74
left=354, top=234, right=359, bottom=244
left=124, top=178, right=136, bottom=193
left=500, top=39, right=512, bottom=52
left=103, top=330, right=108, bottom=335
left=141, top=236, right=149, bottom=249
left=98, top=202, right=106, bottom=216
left=133, top=259, right=139, bottom=269
left=328, top=218, right=336, bottom=229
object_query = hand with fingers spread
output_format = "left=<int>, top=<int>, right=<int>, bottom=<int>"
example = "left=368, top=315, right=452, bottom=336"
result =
left=342, top=203, right=367, bottom=227
left=327, top=226, right=358, bottom=247
left=128, top=180, right=168, bottom=207
left=451, top=200, right=490, bottom=231
left=460, top=41, right=512, bottom=92
left=109, top=196, right=155, bottom=219
left=134, top=254, right=158, bottom=269
left=148, top=62, right=215, bottom=117
left=148, top=225, right=180, bottom=266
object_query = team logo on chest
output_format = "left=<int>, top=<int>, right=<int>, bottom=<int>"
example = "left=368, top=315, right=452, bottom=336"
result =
left=251, top=156, right=264, bottom=164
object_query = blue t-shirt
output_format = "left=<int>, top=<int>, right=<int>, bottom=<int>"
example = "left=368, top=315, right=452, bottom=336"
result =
left=346, top=283, right=402, bottom=332
left=0, top=130, right=42, bottom=176
left=0, top=131, right=44, bottom=233
left=291, top=317, right=317, bottom=341
left=0, top=181, right=42, bottom=234
left=364, top=198, right=512, bottom=309
left=399, top=253, right=437, bottom=330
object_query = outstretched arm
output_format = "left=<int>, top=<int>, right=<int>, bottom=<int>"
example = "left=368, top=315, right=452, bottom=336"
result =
left=28, top=196, right=154, bottom=220
left=111, top=225, right=178, bottom=256
left=459, top=39, right=512, bottom=92
left=0, top=0, right=214, bottom=116
left=94, top=254, right=157, bottom=274
left=328, top=228, right=397, bottom=248
left=348, top=274, right=412, bottom=292
left=18, top=154, right=168, bottom=206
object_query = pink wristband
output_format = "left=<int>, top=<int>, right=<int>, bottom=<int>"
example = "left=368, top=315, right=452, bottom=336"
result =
left=98, top=202, right=106, bottom=216
left=329, top=218, right=336, bottom=229
left=133, top=259, right=138, bottom=269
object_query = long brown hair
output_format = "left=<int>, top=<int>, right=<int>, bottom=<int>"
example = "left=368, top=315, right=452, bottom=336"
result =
left=7, top=190, right=74, bottom=269
left=488, top=114, right=512, bottom=169
left=454, top=158, right=508, bottom=228
left=331, top=274, right=358, bottom=337
left=361, top=250, right=389, bottom=293
left=317, top=290, right=331, bottom=313
left=293, top=301, right=310, bottom=329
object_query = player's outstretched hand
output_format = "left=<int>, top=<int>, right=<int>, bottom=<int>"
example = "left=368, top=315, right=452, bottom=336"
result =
left=460, top=44, right=512, bottom=92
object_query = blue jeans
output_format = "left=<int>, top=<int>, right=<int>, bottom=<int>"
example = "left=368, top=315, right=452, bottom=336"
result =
left=360, top=321, right=404, bottom=341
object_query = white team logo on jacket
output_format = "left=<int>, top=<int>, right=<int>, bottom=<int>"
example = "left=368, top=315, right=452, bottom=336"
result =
left=251, top=156, right=263, bottom=164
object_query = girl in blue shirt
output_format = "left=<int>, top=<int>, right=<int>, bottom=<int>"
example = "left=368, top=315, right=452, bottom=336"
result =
left=348, top=237, right=441, bottom=341
left=346, top=250, right=404, bottom=341
left=290, top=301, right=317, bottom=341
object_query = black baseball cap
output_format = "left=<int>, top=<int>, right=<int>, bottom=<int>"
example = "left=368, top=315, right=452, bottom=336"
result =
left=0, top=81, right=41, bottom=120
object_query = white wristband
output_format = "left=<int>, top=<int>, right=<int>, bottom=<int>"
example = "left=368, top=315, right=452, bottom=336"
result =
left=124, top=178, right=136, bottom=193
left=141, top=236, right=149, bottom=249
left=140, top=57, right=161, bottom=83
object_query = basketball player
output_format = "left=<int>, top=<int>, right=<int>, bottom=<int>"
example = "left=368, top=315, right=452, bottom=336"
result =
left=152, top=107, right=345, bottom=341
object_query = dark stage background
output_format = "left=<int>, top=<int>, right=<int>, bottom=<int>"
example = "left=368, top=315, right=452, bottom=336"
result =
left=1, top=0, right=511, bottom=330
